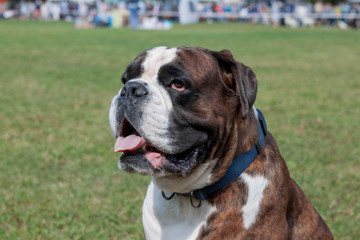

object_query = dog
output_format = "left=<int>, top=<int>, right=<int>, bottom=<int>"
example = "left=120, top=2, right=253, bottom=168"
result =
left=109, top=46, right=333, bottom=240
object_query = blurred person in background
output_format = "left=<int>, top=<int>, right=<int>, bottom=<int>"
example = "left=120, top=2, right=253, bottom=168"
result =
left=0, top=0, right=7, bottom=18
left=295, top=2, right=307, bottom=26
left=271, top=0, right=281, bottom=27
left=40, top=0, right=50, bottom=20
left=78, top=1, right=88, bottom=19
left=137, top=0, right=146, bottom=25
left=152, top=0, right=161, bottom=16
left=314, top=0, right=323, bottom=25
left=314, top=0, right=324, bottom=14
left=19, top=0, right=35, bottom=19
left=214, top=2, right=224, bottom=22
left=322, top=3, right=336, bottom=26
left=51, top=1, right=60, bottom=21
left=0, top=0, right=6, bottom=19
left=29, top=0, right=36, bottom=19
left=128, top=0, right=139, bottom=29
left=60, top=0, right=69, bottom=21
left=350, top=2, right=360, bottom=28
left=339, top=1, right=351, bottom=14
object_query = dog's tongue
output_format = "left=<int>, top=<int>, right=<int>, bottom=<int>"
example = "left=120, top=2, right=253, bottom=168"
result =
left=114, top=135, right=146, bottom=152
left=114, top=135, right=164, bottom=169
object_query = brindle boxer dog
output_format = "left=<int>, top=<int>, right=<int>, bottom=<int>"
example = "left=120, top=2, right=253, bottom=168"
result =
left=109, top=46, right=333, bottom=240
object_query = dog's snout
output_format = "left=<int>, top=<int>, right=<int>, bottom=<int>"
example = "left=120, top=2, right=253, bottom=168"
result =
left=122, top=81, right=148, bottom=98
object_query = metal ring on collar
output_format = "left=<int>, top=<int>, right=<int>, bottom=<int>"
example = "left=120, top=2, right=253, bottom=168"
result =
left=161, top=191, right=175, bottom=200
left=190, top=191, right=204, bottom=208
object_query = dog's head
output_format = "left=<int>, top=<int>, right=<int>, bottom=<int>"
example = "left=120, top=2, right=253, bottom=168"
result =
left=109, top=47, right=258, bottom=190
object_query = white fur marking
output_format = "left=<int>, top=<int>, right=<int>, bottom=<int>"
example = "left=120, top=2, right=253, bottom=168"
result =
left=252, top=105, right=258, bottom=119
left=241, top=173, right=269, bottom=229
left=136, top=47, right=178, bottom=152
left=142, top=47, right=178, bottom=84
left=143, top=181, right=216, bottom=240
left=109, top=95, right=118, bottom=137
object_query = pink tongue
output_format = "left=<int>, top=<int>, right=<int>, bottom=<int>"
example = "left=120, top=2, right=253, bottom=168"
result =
left=114, top=135, right=146, bottom=152
left=114, top=135, right=164, bottom=169
left=145, top=152, right=163, bottom=169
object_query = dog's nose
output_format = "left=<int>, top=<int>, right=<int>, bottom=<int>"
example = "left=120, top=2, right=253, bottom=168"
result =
left=121, top=81, right=148, bottom=98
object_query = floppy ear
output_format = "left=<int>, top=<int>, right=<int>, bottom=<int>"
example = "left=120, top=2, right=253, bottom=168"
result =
left=210, top=49, right=257, bottom=119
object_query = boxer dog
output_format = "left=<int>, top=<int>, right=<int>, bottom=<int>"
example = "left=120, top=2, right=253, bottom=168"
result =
left=109, top=46, right=333, bottom=240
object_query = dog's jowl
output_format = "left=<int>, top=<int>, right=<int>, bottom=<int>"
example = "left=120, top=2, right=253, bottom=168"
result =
left=109, top=46, right=333, bottom=240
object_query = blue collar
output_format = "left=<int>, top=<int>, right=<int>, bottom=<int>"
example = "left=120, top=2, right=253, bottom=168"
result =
left=192, top=109, right=268, bottom=201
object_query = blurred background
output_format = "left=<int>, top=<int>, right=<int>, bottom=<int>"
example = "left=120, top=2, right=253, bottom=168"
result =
left=0, top=1, right=359, bottom=239
left=1, top=0, right=360, bottom=29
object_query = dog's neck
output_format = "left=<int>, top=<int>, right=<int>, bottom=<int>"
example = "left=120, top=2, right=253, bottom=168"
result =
left=153, top=158, right=218, bottom=194
left=208, top=106, right=259, bottom=184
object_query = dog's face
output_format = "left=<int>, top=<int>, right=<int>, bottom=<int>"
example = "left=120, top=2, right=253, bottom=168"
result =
left=109, top=46, right=257, bottom=178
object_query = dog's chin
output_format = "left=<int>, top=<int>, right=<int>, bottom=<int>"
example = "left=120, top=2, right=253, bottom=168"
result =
left=118, top=143, right=207, bottom=177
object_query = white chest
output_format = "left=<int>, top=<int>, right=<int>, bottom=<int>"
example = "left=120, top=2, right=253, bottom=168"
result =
left=142, top=181, right=216, bottom=240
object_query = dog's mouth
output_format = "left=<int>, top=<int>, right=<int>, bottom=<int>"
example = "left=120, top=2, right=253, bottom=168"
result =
left=114, top=118, right=207, bottom=176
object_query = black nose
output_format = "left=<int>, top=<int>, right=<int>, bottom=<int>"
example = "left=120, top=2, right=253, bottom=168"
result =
left=121, top=81, right=148, bottom=98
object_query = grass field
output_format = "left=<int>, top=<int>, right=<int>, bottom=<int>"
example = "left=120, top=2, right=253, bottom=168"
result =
left=0, top=20, right=359, bottom=239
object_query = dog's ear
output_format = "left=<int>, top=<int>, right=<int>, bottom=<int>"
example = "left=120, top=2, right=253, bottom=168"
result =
left=209, top=49, right=257, bottom=119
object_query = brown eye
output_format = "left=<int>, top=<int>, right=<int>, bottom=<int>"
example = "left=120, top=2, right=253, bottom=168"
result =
left=171, top=80, right=186, bottom=92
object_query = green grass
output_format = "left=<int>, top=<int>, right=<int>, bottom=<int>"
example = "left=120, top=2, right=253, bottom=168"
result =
left=0, top=20, right=359, bottom=239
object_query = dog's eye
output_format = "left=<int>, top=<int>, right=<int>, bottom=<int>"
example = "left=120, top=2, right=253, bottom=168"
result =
left=170, top=80, right=186, bottom=92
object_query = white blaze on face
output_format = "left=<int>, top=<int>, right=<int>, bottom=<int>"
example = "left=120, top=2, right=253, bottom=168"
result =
left=136, top=47, right=178, bottom=152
